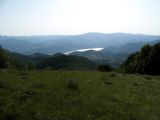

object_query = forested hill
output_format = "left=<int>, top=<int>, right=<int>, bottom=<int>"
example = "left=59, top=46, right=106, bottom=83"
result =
left=0, top=46, right=97, bottom=70
left=121, top=43, right=160, bottom=75
left=0, top=46, right=21, bottom=69
left=36, top=55, right=97, bottom=70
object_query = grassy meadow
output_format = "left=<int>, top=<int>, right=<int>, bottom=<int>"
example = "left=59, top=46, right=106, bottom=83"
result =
left=0, top=70, right=160, bottom=120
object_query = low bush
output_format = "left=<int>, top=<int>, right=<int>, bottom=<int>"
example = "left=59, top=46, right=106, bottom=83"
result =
left=97, top=64, right=113, bottom=72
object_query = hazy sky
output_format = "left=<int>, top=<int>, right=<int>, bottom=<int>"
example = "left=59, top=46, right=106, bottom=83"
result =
left=0, top=0, right=160, bottom=35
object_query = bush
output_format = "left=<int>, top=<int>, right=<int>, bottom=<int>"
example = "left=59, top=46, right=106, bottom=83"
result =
left=67, top=80, right=79, bottom=91
left=27, top=62, right=35, bottom=70
left=97, top=64, right=113, bottom=72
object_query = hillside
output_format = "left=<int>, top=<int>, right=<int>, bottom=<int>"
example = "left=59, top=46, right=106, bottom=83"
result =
left=36, top=54, right=97, bottom=70
left=0, top=46, right=97, bottom=70
left=70, top=50, right=128, bottom=68
left=0, top=47, right=21, bottom=69
left=0, top=70, right=160, bottom=120
left=121, top=43, right=160, bottom=75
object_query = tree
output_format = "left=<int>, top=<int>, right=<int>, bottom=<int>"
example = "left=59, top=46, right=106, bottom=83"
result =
left=121, top=43, right=160, bottom=75
left=0, top=46, right=9, bottom=69
left=27, top=62, right=35, bottom=70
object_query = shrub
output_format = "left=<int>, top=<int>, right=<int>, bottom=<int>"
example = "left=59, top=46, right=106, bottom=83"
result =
left=27, top=62, right=35, bottom=70
left=19, top=89, right=37, bottom=101
left=109, top=73, right=117, bottom=77
left=104, top=80, right=112, bottom=86
left=67, top=80, right=79, bottom=91
left=97, top=64, right=113, bottom=72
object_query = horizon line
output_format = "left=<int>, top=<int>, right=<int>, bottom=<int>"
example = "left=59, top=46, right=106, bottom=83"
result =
left=0, top=32, right=160, bottom=37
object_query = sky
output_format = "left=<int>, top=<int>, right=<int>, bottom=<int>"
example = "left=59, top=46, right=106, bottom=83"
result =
left=0, top=0, right=160, bottom=35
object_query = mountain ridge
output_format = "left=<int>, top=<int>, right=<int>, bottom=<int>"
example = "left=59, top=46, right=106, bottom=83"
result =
left=1, top=32, right=160, bottom=55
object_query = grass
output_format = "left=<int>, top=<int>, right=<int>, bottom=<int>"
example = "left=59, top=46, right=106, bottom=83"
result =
left=0, top=70, right=160, bottom=120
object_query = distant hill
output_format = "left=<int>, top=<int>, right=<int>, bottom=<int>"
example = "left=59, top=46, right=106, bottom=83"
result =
left=11, top=51, right=96, bottom=71
left=101, top=42, right=146, bottom=54
left=70, top=50, right=129, bottom=68
left=1, top=33, right=160, bottom=54
left=69, top=39, right=160, bottom=67
left=8, top=52, right=50, bottom=66
left=0, top=46, right=97, bottom=70
left=36, top=54, right=97, bottom=70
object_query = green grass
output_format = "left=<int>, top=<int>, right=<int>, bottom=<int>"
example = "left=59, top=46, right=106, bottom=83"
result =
left=0, top=70, right=160, bottom=120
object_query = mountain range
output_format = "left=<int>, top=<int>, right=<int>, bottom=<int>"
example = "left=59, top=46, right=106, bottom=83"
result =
left=1, top=32, right=160, bottom=68
left=1, top=32, right=160, bottom=55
